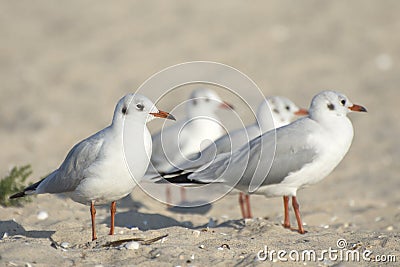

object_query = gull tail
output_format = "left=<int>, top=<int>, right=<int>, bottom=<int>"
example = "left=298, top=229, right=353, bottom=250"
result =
left=9, top=178, right=45, bottom=199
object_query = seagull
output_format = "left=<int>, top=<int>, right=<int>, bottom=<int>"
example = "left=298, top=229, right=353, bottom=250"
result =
left=166, top=96, right=307, bottom=217
left=145, top=88, right=233, bottom=204
left=163, top=90, right=366, bottom=233
left=10, top=93, right=175, bottom=241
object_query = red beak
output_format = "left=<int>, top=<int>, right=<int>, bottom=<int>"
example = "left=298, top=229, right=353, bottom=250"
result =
left=150, top=110, right=176, bottom=120
left=349, top=104, right=367, bottom=112
left=294, top=108, right=309, bottom=116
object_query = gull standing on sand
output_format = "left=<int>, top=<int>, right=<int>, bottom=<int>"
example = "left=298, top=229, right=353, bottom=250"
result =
left=145, top=88, right=233, bottom=203
left=164, top=90, right=366, bottom=234
left=168, top=96, right=308, bottom=217
left=10, top=93, right=175, bottom=241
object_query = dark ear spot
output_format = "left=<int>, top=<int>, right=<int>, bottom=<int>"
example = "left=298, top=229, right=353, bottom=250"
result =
left=327, top=103, right=335, bottom=110
left=192, top=99, right=197, bottom=105
left=122, top=106, right=128, bottom=115
left=273, top=108, right=279, bottom=114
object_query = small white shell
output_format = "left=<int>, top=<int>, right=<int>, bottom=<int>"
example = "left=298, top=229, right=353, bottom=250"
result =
left=37, top=211, right=48, bottom=220
left=125, top=241, right=140, bottom=250
left=60, top=242, right=70, bottom=249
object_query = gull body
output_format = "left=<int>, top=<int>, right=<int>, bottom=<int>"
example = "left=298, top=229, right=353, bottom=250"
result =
left=148, top=88, right=231, bottom=175
left=145, top=88, right=232, bottom=204
left=166, top=90, right=366, bottom=233
left=167, top=96, right=307, bottom=216
left=11, top=93, right=175, bottom=240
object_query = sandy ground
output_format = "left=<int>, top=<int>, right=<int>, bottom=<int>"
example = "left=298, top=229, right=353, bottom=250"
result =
left=1, top=0, right=400, bottom=266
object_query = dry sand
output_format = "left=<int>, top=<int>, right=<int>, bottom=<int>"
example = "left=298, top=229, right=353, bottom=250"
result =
left=1, top=1, right=399, bottom=266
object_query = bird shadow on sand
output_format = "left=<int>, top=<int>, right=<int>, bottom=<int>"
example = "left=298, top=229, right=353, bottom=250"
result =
left=107, top=210, right=193, bottom=230
left=0, top=220, right=55, bottom=239
left=166, top=201, right=213, bottom=215
left=116, top=194, right=146, bottom=211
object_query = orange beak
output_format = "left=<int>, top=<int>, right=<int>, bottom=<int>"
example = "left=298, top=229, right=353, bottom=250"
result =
left=150, top=110, right=176, bottom=120
left=219, top=101, right=234, bottom=110
left=294, top=108, right=309, bottom=116
left=349, top=104, right=367, bottom=112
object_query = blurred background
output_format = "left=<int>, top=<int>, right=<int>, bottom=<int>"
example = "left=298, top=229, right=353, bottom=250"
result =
left=0, top=1, right=399, bottom=220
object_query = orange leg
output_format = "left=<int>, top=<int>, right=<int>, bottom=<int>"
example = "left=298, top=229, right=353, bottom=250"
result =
left=180, top=186, right=186, bottom=202
left=90, top=201, right=97, bottom=241
left=239, top=192, right=247, bottom=218
left=292, top=196, right=305, bottom=234
left=109, top=201, right=116, bottom=235
left=283, top=196, right=290, bottom=228
left=245, top=194, right=252, bottom=218
left=166, top=185, right=172, bottom=207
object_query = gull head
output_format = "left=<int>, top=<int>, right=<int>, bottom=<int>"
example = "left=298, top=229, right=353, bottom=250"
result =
left=255, top=96, right=308, bottom=131
left=266, top=96, right=308, bottom=128
left=113, top=93, right=175, bottom=124
left=309, top=90, right=367, bottom=120
left=186, top=88, right=233, bottom=118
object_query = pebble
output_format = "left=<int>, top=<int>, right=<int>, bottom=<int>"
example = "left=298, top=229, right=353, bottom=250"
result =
left=386, top=225, right=393, bottom=231
left=244, top=218, right=254, bottom=225
left=37, top=211, right=48, bottom=220
left=25, top=263, right=32, bottom=267
left=125, top=241, right=140, bottom=250
left=2, top=232, right=8, bottom=239
left=192, top=230, right=201, bottom=237
left=60, top=242, right=70, bottom=249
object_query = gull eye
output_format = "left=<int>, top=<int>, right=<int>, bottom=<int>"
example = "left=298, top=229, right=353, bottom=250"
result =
left=285, top=106, right=290, bottom=111
left=136, top=103, right=144, bottom=111
left=340, top=99, right=346, bottom=106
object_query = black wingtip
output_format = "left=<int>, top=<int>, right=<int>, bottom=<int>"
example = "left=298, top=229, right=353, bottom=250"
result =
left=9, top=191, right=26, bottom=199
left=163, top=173, right=208, bottom=184
left=9, top=177, right=45, bottom=199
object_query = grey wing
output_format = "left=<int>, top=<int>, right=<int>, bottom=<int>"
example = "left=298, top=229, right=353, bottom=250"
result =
left=189, top=119, right=318, bottom=191
left=173, top=126, right=255, bottom=172
left=37, top=131, right=105, bottom=194
left=187, top=132, right=264, bottom=185
left=257, top=126, right=317, bottom=187
left=173, top=133, right=231, bottom=172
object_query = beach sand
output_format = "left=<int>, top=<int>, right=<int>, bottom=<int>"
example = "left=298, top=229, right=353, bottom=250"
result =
left=1, top=1, right=399, bottom=266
